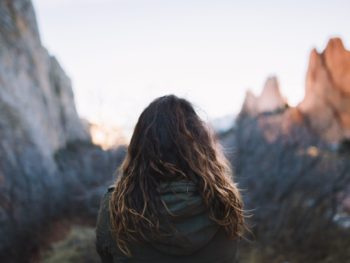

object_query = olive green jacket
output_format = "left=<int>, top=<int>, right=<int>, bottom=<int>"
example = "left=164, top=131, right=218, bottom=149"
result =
left=95, top=180, right=239, bottom=263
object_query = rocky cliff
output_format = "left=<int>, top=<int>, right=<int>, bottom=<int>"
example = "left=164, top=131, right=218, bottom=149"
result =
left=241, top=76, right=287, bottom=116
left=241, top=38, right=350, bottom=145
left=299, top=38, right=350, bottom=143
left=0, top=1, right=124, bottom=261
left=232, top=38, right=350, bottom=262
left=0, top=0, right=90, bottom=158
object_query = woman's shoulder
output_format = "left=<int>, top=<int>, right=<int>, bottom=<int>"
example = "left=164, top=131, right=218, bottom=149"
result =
left=107, top=184, right=115, bottom=192
left=97, top=184, right=115, bottom=228
left=97, top=185, right=114, bottom=218
left=96, top=186, right=116, bottom=257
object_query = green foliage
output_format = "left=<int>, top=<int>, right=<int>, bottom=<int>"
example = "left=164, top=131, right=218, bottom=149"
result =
left=42, top=226, right=99, bottom=263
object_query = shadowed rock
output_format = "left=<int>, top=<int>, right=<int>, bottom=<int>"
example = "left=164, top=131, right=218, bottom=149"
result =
left=0, top=1, right=124, bottom=261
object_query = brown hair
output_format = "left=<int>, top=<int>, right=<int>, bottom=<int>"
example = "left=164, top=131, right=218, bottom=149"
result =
left=109, top=95, right=245, bottom=255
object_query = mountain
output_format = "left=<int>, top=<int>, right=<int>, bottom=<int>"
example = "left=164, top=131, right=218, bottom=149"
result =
left=0, top=1, right=125, bottom=261
left=240, top=38, right=350, bottom=145
left=299, top=38, right=350, bottom=143
left=0, top=0, right=90, bottom=157
left=241, top=76, right=287, bottom=116
left=232, top=37, right=350, bottom=262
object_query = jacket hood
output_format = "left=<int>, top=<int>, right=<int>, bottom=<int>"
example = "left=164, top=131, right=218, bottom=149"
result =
left=150, top=179, right=219, bottom=256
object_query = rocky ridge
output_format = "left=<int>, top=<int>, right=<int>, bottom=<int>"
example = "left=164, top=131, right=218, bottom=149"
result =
left=241, top=38, right=350, bottom=145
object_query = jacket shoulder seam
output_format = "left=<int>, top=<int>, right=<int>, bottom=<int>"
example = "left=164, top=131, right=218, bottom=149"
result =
left=108, top=184, right=115, bottom=192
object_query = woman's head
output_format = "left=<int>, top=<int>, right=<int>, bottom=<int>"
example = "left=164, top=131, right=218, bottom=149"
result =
left=125, top=94, right=215, bottom=179
left=110, top=95, right=245, bottom=255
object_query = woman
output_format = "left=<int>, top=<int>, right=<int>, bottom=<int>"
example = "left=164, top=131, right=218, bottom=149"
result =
left=96, top=95, right=245, bottom=263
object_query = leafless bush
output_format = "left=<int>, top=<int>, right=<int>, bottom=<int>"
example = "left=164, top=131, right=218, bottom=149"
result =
left=227, top=114, right=350, bottom=262
left=54, top=141, right=126, bottom=220
left=0, top=140, right=125, bottom=262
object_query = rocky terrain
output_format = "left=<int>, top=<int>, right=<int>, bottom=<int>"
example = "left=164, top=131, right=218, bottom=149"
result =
left=0, top=0, right=349, bottom=262
left=0, top=1, right=125, bottom=262
left=225, top=38, right=350, bottom=262
left=240, top=38, right=350, bottom=146
left=299, top=38, right=350, bottom=143
left=241, top=76, right=287, bottom=116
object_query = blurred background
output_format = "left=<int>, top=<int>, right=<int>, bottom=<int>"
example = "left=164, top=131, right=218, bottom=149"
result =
left=0, top=0, right=349, bottom=262
left=33, top=0, right=350, bottom=136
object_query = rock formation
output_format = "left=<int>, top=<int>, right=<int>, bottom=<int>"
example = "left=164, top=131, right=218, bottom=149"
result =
left=241, top=76, right=287, bottom=116
left=0, top=1, right=124, bottom=261
left=232, top=39, right=350, bottom=262
left=0, top=0, right=90, bottom=158
left=89, top=122, right=128, bottom=150
left=241, top=38, right=350, bottom=145
left=299, top=38, right=350, bottom=143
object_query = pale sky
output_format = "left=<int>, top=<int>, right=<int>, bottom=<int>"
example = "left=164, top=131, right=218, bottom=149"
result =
left=32, top=0, right=350, bottom=132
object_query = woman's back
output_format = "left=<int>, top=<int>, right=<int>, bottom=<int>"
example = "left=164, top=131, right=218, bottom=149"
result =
left=95, top=95, right=244, bottom=262
left=96, top=179, right=239, bottom=263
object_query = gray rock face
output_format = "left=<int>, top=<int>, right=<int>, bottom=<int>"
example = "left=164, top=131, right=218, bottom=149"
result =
left=0, top=0, right=90, bottom=158
left=0, top=1, right=113, bottom=261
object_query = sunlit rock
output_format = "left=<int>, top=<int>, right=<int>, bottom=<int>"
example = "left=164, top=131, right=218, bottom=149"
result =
left=241, top=76, right=287, bottom=116
left=89, top=121, right=128, bottom=150
left=299, top=38, right=350, bottom=143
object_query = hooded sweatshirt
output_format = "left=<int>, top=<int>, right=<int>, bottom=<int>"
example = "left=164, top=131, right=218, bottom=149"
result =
left=95, top=179, right=239, bottom=263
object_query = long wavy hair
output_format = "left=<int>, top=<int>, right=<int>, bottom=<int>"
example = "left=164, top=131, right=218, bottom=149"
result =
left=109, top=95, right=245, bottom=256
